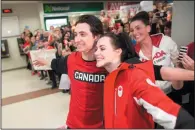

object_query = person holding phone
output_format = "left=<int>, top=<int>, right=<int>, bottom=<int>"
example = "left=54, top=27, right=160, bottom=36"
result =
left=180, top=42, right=194, bottom=70
left=170, top=42, right=194, bottom=117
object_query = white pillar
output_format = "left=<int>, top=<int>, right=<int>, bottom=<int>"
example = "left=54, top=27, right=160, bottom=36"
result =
left=37, top=2, right=45, bottom=30
left=171, top=1, right=194, bottom=47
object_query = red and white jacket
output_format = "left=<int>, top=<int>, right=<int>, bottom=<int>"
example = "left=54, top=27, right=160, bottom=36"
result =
left=135, top=33, right=179, bottom=94
left=104, top=60, right=194, bottom=129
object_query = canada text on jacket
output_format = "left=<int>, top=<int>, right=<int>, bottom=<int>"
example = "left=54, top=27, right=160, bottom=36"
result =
left=74, top=71, right=106, bottom=83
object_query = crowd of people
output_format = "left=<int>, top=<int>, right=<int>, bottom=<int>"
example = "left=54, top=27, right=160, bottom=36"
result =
left=18, top=1, right=194, bottom=129
left=19, top=24, right=76, bottom=92
left=99, top=1, right=173, bottom=43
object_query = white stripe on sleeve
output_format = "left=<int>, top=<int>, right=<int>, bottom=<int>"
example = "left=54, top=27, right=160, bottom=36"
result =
left=133, top=97, right=176, bottom=129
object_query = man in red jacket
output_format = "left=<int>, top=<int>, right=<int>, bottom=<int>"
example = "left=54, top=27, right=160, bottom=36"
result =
left=34, top=15, right=106, bottom=128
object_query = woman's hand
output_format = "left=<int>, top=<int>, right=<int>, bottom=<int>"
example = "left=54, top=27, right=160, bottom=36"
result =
left=181, top=54, right=194, bottom=70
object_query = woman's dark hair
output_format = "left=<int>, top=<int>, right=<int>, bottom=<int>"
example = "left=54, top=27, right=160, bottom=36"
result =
left=164, top=21, right=172, bottom=29
left=24, top=31, right=33, bottom=38
left=130, top=11, right=150, bottom=26
left=62, top=31, right=71, bottom=41
left=75, top=15, right=104, bottom=36
left=101, top=32, right=139, bottom=62
left=60, top=28, right=64, bottom=34
left=123, top=22, right=130, bottom=32
left=29, top=36, right=35, bottom=50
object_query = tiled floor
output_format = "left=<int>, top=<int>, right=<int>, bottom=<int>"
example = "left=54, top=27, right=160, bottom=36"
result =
left=2, top=69, right=70, bottom=129
left=2, top=69, right=51, bottom=98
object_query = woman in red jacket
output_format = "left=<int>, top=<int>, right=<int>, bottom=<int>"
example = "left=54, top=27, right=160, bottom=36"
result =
left=94, top=32, right=194, bottom=129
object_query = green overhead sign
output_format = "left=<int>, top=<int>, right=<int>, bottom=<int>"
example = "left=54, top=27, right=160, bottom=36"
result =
left=43, top=3, right=104, bottom=13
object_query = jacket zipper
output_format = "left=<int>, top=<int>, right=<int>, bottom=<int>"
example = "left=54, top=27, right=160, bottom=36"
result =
left=115, top=88, right=117, bottom=115
left=113, top=88, right=117, bottom=128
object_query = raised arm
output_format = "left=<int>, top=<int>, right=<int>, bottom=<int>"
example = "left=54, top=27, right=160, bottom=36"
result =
left=33, top=55, right=69, bottom=74
left=131, top=69, right=194, bottom=129
left=153, top=65, right=194, bottom=81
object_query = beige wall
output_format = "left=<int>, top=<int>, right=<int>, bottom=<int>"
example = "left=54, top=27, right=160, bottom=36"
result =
left=2, top=3, right=41, bottom=33
left=2, top=37, right=27, bottom=71
left=2, top=3, right=41, bottom=71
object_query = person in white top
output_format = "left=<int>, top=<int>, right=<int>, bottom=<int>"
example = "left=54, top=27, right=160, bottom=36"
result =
left=130, top=11, right=179, bottom=94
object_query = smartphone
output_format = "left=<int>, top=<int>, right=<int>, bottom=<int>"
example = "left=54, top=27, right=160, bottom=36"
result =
left=178, top=46, right=188, bottom=61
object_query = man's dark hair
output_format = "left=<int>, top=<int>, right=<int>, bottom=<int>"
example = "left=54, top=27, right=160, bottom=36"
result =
left=75, top=15, right=104, bottom=36
left=131, top=11, right=150, bottom=26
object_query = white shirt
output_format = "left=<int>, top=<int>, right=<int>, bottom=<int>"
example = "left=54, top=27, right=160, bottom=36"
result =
left=136, top=33, right=179, bottom=94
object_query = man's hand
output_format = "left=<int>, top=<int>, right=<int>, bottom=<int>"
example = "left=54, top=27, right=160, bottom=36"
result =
left=33, top=58, right=48, bottom=67
left=181, top=54, right=194, bottom=71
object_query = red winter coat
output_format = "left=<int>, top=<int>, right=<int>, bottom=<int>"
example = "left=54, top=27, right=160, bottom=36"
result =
left=104, top=61, right=181, bottom=129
